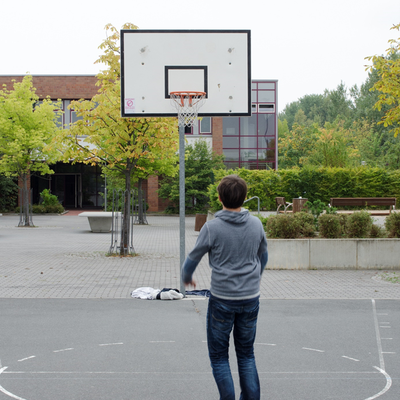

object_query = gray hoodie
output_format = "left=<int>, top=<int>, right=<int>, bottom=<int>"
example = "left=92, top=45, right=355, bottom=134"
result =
left=182, top=209, right=268, bottom=300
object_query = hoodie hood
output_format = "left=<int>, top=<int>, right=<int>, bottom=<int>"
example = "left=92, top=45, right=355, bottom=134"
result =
left=214, top=208, right=250, bottom=224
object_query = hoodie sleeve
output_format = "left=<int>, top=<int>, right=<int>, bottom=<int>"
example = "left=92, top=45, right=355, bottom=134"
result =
left=181, top=224, right=211, bottom=284
left=258, top=229, right=268, bottom=274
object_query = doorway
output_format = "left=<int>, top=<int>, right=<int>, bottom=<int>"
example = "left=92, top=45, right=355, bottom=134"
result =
left=51, top=174, right=82, bottom=208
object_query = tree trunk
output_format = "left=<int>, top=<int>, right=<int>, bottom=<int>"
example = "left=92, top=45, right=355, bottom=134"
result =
left=137, top=178, right=144, bottom=225
left=21, top=173, right=33, bottom=227
left=120, top=172, right=131, bottom=255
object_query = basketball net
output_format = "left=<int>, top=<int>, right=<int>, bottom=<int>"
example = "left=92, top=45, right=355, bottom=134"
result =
left=170, top=91, right=206, bottom=127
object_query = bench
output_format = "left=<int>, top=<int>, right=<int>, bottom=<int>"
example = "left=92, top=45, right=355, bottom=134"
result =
left=275, top=197, right=293, bottom=214
left=329, top=197, right=396, bottom=215
left=79, top=212, right=121, bottom=232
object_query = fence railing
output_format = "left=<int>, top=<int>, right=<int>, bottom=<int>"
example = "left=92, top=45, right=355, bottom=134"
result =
left=108, top=189, right=148, bottom=255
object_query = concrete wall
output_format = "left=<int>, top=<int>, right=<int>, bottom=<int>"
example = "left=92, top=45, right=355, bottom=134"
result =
left=267, top=239, right=400, bottom=270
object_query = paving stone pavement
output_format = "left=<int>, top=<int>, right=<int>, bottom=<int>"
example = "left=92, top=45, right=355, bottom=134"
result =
left=0, top=213, right=399, bottom=299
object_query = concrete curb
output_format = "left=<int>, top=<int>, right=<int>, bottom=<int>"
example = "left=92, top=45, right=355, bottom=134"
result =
left=268, top=238, right=400, bottom=270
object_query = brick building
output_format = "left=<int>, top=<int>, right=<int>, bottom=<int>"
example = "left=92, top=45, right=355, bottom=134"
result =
left=0, top=75, right=277, bottom=212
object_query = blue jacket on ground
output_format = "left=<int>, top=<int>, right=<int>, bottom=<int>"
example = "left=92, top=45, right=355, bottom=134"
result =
left=182, top=209, right=268, bottom=300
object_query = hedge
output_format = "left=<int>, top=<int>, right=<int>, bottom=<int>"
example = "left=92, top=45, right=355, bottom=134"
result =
left=208, top=167, right=400, bottom=211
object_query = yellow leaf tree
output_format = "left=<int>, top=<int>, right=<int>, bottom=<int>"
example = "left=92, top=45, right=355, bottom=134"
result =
left=0, top=76, right=62, bottom=226
left=366, top=23, right=400, bottom=137
left=56, top=24, right=179, bottom=254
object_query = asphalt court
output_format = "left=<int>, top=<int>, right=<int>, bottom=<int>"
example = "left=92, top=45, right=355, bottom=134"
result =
left=0, top=299, right=399, bottom=400
left=0, top=214, right=399, bottom=399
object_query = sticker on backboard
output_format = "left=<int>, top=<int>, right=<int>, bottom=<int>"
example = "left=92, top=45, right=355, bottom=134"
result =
left=125, top=98, right=135, bottom=113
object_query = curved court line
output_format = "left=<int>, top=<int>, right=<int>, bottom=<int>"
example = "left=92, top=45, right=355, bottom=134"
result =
left=0, top=367, right=27, bottom=400
left=364, top=367, right=392, bottom=400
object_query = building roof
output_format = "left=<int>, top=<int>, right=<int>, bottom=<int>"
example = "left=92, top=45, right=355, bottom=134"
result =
left=0, top=75, right=98, bottom=99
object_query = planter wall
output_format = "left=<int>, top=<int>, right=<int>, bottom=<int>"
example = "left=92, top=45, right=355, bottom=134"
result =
left=267, top=239, right=400, bottom=270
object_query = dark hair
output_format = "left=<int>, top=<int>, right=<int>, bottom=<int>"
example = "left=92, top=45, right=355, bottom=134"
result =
left=217, top=175, right=247, bottom=209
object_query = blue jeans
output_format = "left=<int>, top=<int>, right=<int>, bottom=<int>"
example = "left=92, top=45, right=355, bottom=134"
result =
left=207, top=295, right=260, bottom=400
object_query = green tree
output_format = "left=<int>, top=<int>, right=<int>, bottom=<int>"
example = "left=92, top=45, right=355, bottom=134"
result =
left=55, top=24, right=179, bottom=253
left=278, top=122, right=319, bottom=168
left=351, top=69, right=387, bottom=131
left=366, top=23, right=400, bottom=137
left=306, top=121, right=357, bottom=168
left=158, top=139, right=225, bottom=213
left=279, top=94, right=327, bottom=130
left=323, top=82, right=354, bottom=124
left=0, top=174, right=18, bottom=212
left=0, top=75, right=61, bottom=225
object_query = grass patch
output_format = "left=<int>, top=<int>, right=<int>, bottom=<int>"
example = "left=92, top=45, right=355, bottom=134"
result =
left=381, top=272, right=400, bottom=284
left=106, top=253, right=138, bottom=258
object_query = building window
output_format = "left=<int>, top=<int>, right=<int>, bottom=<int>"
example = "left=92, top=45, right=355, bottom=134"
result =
left=185, top=117, right=211, bottom=135
left=223, top=117, right=239, bottom=136
left=240, top=114, right=257, bottom=136
left=222, top=80, right=277, bottom=170
left=54, top=101, right=64, bottom=128
left=70, top=110, right=83, bottom=124
left=200, top=117, right=211, bottom=133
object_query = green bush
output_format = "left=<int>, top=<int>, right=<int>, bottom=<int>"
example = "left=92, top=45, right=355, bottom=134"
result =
left=265, top=214, right=301, bottom=239
left=45, top=204, right=64, bottom=214
left=208, top=167, right=400, bottom=212
left=31, top=204, right=64, bottom=214
left=40, top=189, right=60, bottom=206
left=264, top=213, right=316, bottom=239
left=293, top=211, right=316, bottom=237
left=305, top=199, right=325, bottom=219
left=370, top=224, right=387, bottom=238
left=32, top=204, right=46, bottom=213
left=346, top=211, right=373, bottom=238
left=385, top=212, right=400, bottom=238
left=318, top=214, right=343, bottom=238
left=256, top=215, right=269, bottom=230
left=0, top=175, right=18, bottom=212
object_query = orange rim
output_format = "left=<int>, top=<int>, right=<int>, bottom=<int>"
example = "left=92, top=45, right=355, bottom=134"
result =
left=170, top=91, right=206, bottom=107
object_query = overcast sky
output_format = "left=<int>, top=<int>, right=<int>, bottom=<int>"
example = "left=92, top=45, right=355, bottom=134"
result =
left=1, top=0, right=399, bottom=110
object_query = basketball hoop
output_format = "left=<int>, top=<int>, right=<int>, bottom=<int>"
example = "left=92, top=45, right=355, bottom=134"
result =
left=170, top=91, right=206, bottom=127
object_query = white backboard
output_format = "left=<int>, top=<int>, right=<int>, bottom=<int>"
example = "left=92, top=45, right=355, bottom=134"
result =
left=121, top=30, right=251, bottom=118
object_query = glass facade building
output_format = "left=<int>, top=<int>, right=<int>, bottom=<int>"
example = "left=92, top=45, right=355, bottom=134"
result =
left=223, top=80, right=277, bottom=170
left=186, top=80, right=278, bottom=170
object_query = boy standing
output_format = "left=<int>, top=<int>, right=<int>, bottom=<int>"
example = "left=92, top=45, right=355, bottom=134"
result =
left=182, top=175, right=268, bottom=400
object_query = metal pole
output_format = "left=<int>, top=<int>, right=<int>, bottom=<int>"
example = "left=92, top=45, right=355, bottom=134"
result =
left=179, top=124, right=186, bottom=296
left=104, top=174, right=107, bottom=211
left=243, top=196, right=261, bottom=216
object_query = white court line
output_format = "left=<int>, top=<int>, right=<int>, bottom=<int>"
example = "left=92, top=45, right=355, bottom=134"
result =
left=0, top=367, right=27, bottom=400
left=371, top=299, right=385, bottom=371
left=256, top=343, right=277, bottom=346
left=342, top=356, right=359, bottom=362
left=149, top=341, right=175, bottom=343
left=17, top=356, right=35, bottom=362
left=1, top=370, right=380, bottom=375
left=1, top=367, right=390, bottom=400
left=98, top=343, right=123, bottom=346
left=364, top=367, right=392, bottom=400
left=53, top=348, right=73, bottom=353
left=302, top=347, right=325, bottom=353
left=2, top=370, right=212, bottom=375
